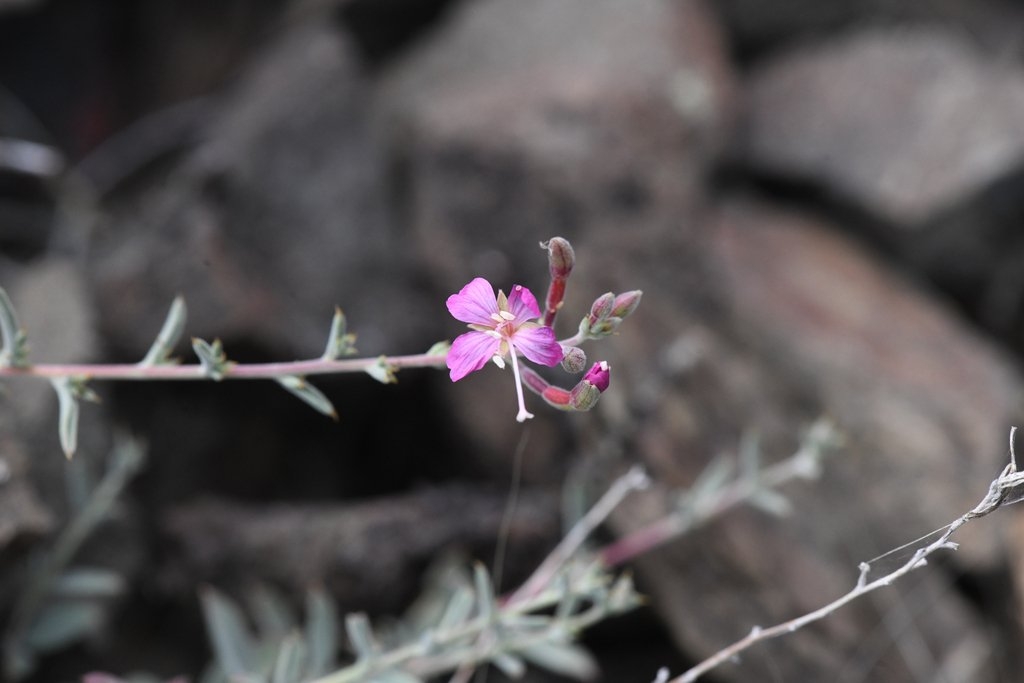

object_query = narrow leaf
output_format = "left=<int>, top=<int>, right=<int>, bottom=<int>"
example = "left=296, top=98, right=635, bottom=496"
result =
left=52, top=568, right=126, bottom=598
left=437, top=585, right=474, bottom=631
left=322, top=308, right=357, bottom=360
left=748, top=489, right=793, bottom=517
left=200, top=587, right=259, bottom=678
left=520, top=642, right=599, bottom=680
left=271, top=634, right=306, bottom=683
left=739, top=429, right=761, bottom=481
left=0, top=286, right=29, bottom=368
left=305, top=588, right=339, bottom=677
left=24, top=601, right=105, bottom=653
left=345, top=613, right=377, bottom=661
left=472, top=563, right=496, bottom=625
left=247, top=584, right=295, bottom=642
left=276, top=375, right=337, bottom=419
left=192, top=338, right=232, bottom=380
left=490, top=653, right=525, bottom=678
left=365, top=356, right=397, bottom=385
left=140, top=296, right=187, bottom=366
left=425, top=340, right=450, bottom=357
left=51, top=377, right=80, bottom=459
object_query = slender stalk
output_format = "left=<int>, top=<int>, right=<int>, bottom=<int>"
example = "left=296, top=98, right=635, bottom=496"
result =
left=0, top=352, right=448, bottom=381
left=671, top=458, right=1024, bottom=682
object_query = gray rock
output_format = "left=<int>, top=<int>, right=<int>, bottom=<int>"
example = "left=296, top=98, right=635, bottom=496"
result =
left=738, top=28, right=1024, bottom=226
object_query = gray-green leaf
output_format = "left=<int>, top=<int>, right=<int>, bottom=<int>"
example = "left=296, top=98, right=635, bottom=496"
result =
left=520, top=642, right=599, bottom=680
left=140, top=296, right=187, bottom=366
left=200, top=587, right=260, bottom=678
left=276, top=376, right=337, bottom=419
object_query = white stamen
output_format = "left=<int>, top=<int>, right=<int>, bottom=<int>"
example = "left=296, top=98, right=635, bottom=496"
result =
left=491, top=355, right=506, bottom=369
left=490, top=312, right=505, bottom=323
left=508, top=345, right=534, bottom=422
left=498, top=310, right=516, bottom=321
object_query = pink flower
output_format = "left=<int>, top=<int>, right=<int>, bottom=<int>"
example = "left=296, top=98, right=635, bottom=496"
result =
left=447, top=277, right=564, bottom=421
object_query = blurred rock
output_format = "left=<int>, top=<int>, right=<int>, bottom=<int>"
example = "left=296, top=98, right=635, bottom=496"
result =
left=711, top=0, right=1024, bottom=59
left=88, top=21, right=424, bottom=359
left=598, top=199, right=1022, bottom=680
left=737, top=27, right=1024, bottom=227
left=161, top=485, right=559, bottom=612
left=377, top=0, right=735, bottom=471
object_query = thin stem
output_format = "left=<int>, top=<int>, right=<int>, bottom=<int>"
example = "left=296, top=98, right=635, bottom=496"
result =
left=0, top=352, right=448, bottom=381
left=508, top=466, right=650, bottom=605
left=671, top=457, right=1024, bottom=682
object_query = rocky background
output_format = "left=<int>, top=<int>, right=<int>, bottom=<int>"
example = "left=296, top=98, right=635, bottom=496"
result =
left=3, top=0, right=1024, bottom=681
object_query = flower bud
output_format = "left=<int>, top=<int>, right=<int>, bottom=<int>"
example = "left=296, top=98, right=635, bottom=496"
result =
left=570, top=381, right=601, bottom=411
left=584, top=361, right=610, bottom=392
left=542, top=237, right=575, bottom=280
left=588, top=292, right=615, bottom=323
left=589, top=317, right=622, bottom=337
left=560, top=345, right=587, bottom=373
left=610, top=290, right=642, bottom=319
left=542, top=385, right=572, bottom=408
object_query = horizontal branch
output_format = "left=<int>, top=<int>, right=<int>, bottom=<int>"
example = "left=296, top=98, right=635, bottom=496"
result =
left=0, top=352, right=448, bottom=381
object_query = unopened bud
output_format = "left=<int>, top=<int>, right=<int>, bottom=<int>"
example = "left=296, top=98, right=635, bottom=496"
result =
left=590, top=317, right=622, bottom=337
left=584, top=361, right=611, bottom=392
left=589, top=292, right=615, bottom=323
left=570, top=381, right=601, bottom=411
left=542, top=385, right=572, bottom=408
left=610, top=290, right=642, bottom=319
left=560, top=346, right=587, bottom=373
left=542, top=237, right=575, bottom=280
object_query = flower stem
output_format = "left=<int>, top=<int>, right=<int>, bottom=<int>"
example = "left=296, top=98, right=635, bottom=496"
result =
left=0, top=352, right=449, bottom=381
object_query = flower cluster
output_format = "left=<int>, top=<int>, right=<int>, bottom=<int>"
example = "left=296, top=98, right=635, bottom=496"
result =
left=446, top=237, right=640, bottom=422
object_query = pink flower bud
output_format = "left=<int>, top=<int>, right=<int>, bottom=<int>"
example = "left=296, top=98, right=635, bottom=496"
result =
left=588, top=292, right=615, bottom=323
left=610, top=290, right=642, bottom=319
left=584, top=361, right=610, bottom=392
left=543, top=237, right=575, bottom=280
left=560, top=345, right=587, bottom=373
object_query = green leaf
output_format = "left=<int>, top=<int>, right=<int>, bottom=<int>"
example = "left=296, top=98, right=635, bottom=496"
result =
left=200, top=587, right=260, bottom=678
left=437, top=585, right=474, bottom=631
left=490, top=653, right=525, bottom=678
left=365, top=356, right=397, bottom=385
left=305, top=588, right=339, bottom=677
left=748, top=489, right=793, bottom=517
left=271, top=634, right=306, bottom=683
left=323, top=308, right=358, bottom=360
left=0, top=286, right=29, bottom=368
left=276, top=375, right=337, bottom=419
left=24, top=600, right=105, bottom=654
left=425, top=341, right=450, bottom=357
left=472, top=563, right=497, bottom=625
left=52, top=568, right=126, bottom=599
left=520, top=642, right=599, bottom=680
left=51, top=378, right=80, bottom=459
left=246, top=584, right=295, bottom=642
left=140, top=296, right=187, bottom=366
left=345, top=613, right=377, bottom=662
left=191, top=338, right=232, bottom=381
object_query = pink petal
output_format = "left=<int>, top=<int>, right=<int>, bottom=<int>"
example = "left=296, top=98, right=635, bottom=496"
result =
left=447, top=278, right=498, bottom=325
left=447, top=330, right=502, bottom=381
left=507, top=284, right=542, bottom=320
left=511, top=325, right=563, bottom=367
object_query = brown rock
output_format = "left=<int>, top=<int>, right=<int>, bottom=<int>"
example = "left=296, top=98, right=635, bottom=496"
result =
left=595, top=199, right=1022, bottom=680
left=738, top=28, right=1024, bottom=226
left=161, top=485, right=559, bottom=612
left=88, top=22, right=424, bottom=358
